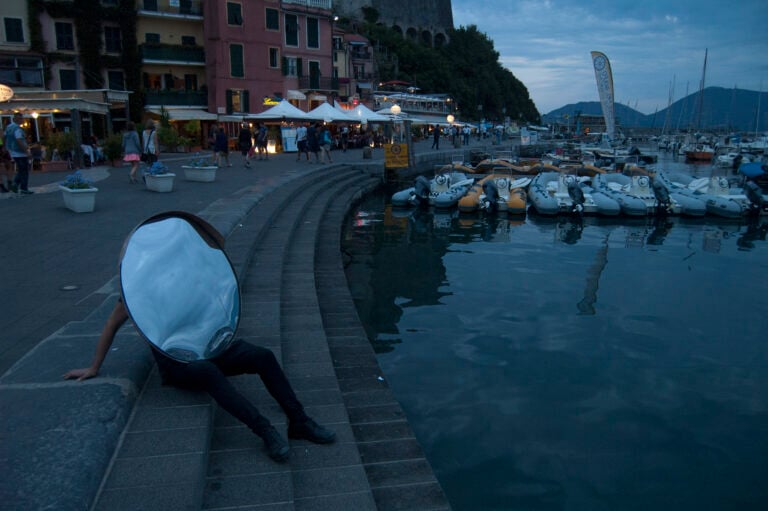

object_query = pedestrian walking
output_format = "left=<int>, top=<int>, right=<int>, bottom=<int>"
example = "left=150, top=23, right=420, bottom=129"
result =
left=121, top=121, right=142, bottom=183
left=238, top=123, right=253, bottom=167
left=318, top=125, right=333, bottom=163
left=3, top=112, right=32, bottom=194
left=340, top=124, right=349, bottom=152
left=215, top=127, right=231, bottom=167
left=306, top=123, right=321, bottom=163
left=295, top=123, right=309, bottom=161
left=255, top=123, right=269, bottom=160
left=431, top=125, right=440, bottom=150
left=0, top=133, right=14, bottom=193
left=142, top=120, right=159, bottom=164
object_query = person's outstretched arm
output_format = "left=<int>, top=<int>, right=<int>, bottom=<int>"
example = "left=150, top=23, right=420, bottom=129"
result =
left=63, top=300, right=129, bottom=381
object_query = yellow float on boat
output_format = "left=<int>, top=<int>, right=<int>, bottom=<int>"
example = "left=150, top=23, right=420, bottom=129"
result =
left=458, top=173, right=530, bottom=214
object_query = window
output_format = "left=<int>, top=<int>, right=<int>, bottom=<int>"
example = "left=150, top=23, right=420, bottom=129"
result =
left=309, top=61, right=320, bottom=89
left=55, top=22, right=75, bottom=50
left=145, top=33, right=160, bottom=44
left=306, top=17, right=319, bottom=49
left=282, top=56, right=299, bottom=77
left=230, top=44, right=244, bottom=77
left=181, top=35, right=196, bottom=46
left=0, top=56, right=43, bottom=87
left=4, top=18, right=24, bottom=43
left=107, top=70, right=124, bottom=90
left=184, top=74, right=197, bottom=91
left=265, top=8, right=279, bottom=30
left=285, top=14, right=298, bottom=47
left=143, top=0, right=158, bottom=11
left=354, top=64, right=365, bottom=80
left=104, top=26, right=122, bottom=53
left=268, top=48, right=279, bottom=68
left=60, top=69, right=77, bottom=90
left=226, top=89, right=249, bottom=114
left=227, top=2, right=243, bottom=25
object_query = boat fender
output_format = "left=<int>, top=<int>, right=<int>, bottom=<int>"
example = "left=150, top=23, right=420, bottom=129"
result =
left=435, top=174, right=448, bottom=186
left=496, top=178, right=509, bottom=191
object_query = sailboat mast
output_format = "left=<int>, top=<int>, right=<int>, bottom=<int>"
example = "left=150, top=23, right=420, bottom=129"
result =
left=695, top=49, right=708, bottom=130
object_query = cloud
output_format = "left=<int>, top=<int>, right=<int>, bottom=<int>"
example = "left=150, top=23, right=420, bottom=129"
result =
left=452, top=0, right=768, bottom=115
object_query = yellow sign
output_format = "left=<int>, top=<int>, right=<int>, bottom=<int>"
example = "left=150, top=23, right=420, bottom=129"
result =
left=384, top=143, right=409, bottom=168
left=263, top=97, right=280, bottom=106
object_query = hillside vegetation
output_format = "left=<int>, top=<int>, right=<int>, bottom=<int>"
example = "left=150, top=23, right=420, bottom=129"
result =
left=357, top=13, right=540, bottom=124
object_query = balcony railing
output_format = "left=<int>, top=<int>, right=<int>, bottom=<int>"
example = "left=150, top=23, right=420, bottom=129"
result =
left=140, top=44, right=205, bottom=63
left=298, top=76, right=338, bottom=92
left=282, top=0, right=332, bottom=9
left=140, top=0, right=203, bottom=16
left=350, top=50, right=372, bottom=60
left=145, top=90, right=207, bottom=106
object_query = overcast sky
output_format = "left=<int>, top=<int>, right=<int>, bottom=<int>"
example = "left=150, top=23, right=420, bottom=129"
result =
left=451, top=0, right=768, bottom=115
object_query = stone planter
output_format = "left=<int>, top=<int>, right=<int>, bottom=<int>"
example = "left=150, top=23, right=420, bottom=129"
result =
left=182, top=165, right=217, bottom=182
left=144, top=173, right=176, bottom=192
left=42, top=160, right=71, bottom=172
left=59, top=186, right=98, bottom=213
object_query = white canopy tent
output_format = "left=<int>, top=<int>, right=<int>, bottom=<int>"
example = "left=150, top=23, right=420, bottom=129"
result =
left=343, top=104, right=390, bottom=123
left=374, top=106, right=427, bottom=124
left=248, top=100, right=310, bottom=121
left=306, top=102, right=356, bottom=122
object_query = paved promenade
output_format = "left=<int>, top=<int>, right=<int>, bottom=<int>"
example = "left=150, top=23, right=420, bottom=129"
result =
left=0, top=138, right=496, bottom=510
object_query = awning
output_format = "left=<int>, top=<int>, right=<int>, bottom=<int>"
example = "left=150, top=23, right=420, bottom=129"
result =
left=356, top=82, right=373, bottom=90
left=309, top=94, right=327, bottom=101
left=286, top=90, right=306, bottom=100
left=0, top=97, right=111, bottom=115
left=147, top=107, right=218, bottom=121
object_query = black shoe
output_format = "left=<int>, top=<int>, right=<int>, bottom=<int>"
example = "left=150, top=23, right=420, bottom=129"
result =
left=9, top=184, right=18, bottom=193
left=0, top=184, right=7, bottom=193
left=261, top=427, right=289, bottom=462
left=19, top=189, right=34, bottom=195
left=288, top=418, right=336, bottom=444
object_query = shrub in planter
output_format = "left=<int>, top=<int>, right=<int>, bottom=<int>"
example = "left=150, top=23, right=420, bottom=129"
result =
left=103, top=133, right=123, bottom=165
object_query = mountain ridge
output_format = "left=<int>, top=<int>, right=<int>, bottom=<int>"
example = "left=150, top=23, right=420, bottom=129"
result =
left=542, top=86, right=766, bottom=132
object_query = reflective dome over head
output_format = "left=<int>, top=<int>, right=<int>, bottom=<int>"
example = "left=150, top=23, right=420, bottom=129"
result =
left=119, top=211, right=240, bottom=362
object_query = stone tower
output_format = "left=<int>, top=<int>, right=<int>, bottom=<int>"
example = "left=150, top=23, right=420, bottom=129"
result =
left=335, top=0, right=454, bottom=47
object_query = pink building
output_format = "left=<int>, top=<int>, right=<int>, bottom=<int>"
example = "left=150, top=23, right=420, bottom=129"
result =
left=203, top=0, right=334, bottom=116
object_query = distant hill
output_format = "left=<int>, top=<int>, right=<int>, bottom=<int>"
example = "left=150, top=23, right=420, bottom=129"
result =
left=542, top=87, right=767, bottom=132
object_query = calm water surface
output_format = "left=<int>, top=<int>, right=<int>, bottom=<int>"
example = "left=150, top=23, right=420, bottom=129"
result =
left=341, top=153, right=768, bottom=510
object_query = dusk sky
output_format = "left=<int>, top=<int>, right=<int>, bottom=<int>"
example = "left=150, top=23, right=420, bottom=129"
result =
left=451, top=0, right=768, bottom=116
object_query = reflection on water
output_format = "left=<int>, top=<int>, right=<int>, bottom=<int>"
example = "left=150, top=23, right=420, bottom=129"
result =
left=342, top=169, right=768, bottom=510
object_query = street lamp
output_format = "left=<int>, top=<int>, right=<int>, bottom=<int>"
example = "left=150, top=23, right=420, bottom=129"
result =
left=390, top=104, right=401, bottom=116
left=446, top=114, right=454, bottom=124
left=31, top=112, right=40, bottom=143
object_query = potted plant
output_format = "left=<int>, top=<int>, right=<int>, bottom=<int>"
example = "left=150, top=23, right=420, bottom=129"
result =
left=143, top=161, right=175, bottom=192
left=181, top=154, right=217, bottom=182
left=103, top=133, right=123, bottom=167
left=59, top=170, right=98, bottom=212
left=183, top=120, right=202, bottom=152
left=43, top=131, right=78, bottom=172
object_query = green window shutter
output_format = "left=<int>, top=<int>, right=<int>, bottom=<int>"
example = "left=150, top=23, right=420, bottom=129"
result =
left=242, top=90, right=250, bottom=113
left=281, top=57, right=288, bottom=76
left=226, top=90, right=233, bottom=114
left=297, top=58, right=303, bottom=77
left=230, top=44, right=244, bottom=78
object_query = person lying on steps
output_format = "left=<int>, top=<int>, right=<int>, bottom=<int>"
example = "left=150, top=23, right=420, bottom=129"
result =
left=64, top=298, right=335, bottom=461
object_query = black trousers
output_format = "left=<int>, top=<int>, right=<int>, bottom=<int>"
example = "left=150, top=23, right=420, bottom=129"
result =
left=154, top=341, right=308, bottom=435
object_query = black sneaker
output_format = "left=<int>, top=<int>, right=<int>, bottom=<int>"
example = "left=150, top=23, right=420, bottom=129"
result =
left=261, top=427, right=289, bottom=462
left=288, top=418, right=336, bottom=444
left=20, top=189, right=34, bottom=195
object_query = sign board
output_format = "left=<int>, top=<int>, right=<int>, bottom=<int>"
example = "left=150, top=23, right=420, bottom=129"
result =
left=0, top=84, right=14, bottom=102
left=384, top=143, right=409, bottom=169
left=263, top=97, right=280, bottom=106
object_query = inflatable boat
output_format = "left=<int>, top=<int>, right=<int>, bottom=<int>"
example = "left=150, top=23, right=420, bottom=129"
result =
left=592, top=173, right=683, bottom=216
left=457, top=173, right=530, bottom=214
left=528, top=172, right=621, bottom=216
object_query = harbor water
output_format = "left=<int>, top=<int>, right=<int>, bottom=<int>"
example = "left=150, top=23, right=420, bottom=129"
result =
left=341, top=151, right=768, bottom=510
